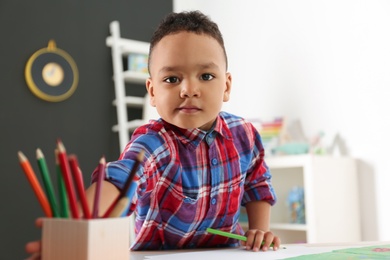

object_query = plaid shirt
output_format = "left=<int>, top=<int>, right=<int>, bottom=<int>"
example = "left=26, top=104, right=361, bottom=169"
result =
left=92, top=111, right=276, bottom=250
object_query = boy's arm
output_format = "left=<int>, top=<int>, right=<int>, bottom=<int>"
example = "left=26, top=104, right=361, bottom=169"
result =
left=84, top=181, right=120, bottom=216
left=244, top=200, right=280, bottom=251
left=246, top=200, right=271, bottom=230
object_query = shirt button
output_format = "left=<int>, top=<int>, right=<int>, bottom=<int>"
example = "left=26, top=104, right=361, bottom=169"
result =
left=211, top=197, right=217, bottom=205
left=183, top=198, right=192, bottom=203
left=211, top=158, right=218, bottom=165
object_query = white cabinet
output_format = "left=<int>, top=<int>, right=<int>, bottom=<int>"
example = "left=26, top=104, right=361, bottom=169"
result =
left=241, top=155, right=361, bottom=244
left=267, top=155, right=361, bottom=243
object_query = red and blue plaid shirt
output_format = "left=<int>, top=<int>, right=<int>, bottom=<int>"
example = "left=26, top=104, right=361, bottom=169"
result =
left=92, top=111, right=276, bottom=250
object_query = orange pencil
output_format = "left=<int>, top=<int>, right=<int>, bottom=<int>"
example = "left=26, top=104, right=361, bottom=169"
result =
left=68, top=154, right=92, bottom=219
left=56, top=140, right=80, bottom=219
left=18, top=151, right=52, bottom=217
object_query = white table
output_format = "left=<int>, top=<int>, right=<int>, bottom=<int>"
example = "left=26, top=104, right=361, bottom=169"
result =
left=128, top=241, right=390, bottom=260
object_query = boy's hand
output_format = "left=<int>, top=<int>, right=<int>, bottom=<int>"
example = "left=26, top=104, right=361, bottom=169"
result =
left=25, top=218, right=43, bottom=260
left=241, top=229, right=281, bottom=252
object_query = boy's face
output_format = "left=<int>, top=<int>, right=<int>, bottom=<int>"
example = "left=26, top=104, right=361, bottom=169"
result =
left=146, top=31, right=231, bottom=131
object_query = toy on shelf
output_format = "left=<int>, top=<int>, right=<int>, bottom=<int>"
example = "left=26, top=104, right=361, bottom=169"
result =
left=251, top=116, right=349, bottom=157
left=287, top=186, right=305, bottom=224
left=272, top=119, right=310, bottom=155
left=127, top=53, right=148, bottom=74
left=249, top=117, right=284, bottom=156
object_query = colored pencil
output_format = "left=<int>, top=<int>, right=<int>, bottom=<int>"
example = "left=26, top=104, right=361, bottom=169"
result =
left=206, top=228, right=248, bottom=241
left=92, top=156, right=106, bottom=218
left=68, top=154, right=92, bottom=219
left=107, top=197, right=131, bottom=218
left=18, top=151, right=52, bottom=217
left=120, top=176, right=139, bottom=217
left=206, top=228, right=283, bottom=248
left=103, top=150, right=144, bottom=218
left=55, top=149, right=69, bottom=218
left=108, top=176, right=139, bottom=218
left=56, top=140, right=80, bottom=219
left=36, top=148, right=60, bottom=217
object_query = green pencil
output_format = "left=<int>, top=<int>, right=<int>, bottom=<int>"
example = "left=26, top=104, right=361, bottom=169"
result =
left=36, top=148, right=60, bottom=217
left=206, top=228, right=283, bottom=248
left=206, top=228, right=248, bottom=241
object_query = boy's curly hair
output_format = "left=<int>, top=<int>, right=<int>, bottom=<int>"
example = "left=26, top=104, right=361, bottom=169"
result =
left=148, top=10, right=228, bottom=71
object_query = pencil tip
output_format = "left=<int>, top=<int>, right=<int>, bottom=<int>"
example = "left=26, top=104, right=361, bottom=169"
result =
left=136, top=150, right=145, bottom=162
left=54, top=149, right=59, bottom=164
left=36, top=148, right=43, bottom=159
left=100, top=156, right=106, bottom=164
left=57, top=140, right=65, bottom=151
left=17, top=151, right=27, bottom=161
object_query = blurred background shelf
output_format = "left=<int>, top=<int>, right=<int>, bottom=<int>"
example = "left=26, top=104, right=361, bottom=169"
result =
left=240, top=154, right=361, bottom=244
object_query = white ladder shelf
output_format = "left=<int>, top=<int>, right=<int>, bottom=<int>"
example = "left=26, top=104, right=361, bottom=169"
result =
left=106, top=20, right=158, bottom=152
left=106, top=20, right=159, bottom=245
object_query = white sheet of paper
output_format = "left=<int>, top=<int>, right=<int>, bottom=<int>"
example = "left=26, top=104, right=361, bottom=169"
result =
left=143, top=245, right=339, bottom=260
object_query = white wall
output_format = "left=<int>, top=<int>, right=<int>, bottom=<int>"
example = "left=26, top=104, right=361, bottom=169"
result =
left=174, top=0, right=390, bottom=241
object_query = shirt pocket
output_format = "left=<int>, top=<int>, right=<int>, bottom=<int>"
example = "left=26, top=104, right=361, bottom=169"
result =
left=155, top=181, right=201, bottom=231
left=169, top=182, right=199, bottom=203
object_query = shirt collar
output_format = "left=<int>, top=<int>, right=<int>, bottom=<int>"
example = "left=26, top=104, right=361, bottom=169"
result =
left=161, top=113, right=233, bottom=149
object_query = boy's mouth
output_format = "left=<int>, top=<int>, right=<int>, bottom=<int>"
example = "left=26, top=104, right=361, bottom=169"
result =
left=178, top=105, right=201, bottom=113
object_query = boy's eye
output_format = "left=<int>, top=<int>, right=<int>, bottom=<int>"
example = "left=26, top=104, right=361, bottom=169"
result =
left=201, top=74, right=214, bottom=81
left=164, top=77, right=179, bottom=83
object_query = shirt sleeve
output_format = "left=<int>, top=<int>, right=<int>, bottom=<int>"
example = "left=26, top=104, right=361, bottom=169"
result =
left=90, top=125, right=164, bottom=215
left=241, top=124, right=277, bottom=206
left=91, top=124, right=156, bottom=188
left=91, top=158, right=141, bottom=190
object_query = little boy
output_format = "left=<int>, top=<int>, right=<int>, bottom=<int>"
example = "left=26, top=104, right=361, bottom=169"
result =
left=26, top=10, right=280, bottom=258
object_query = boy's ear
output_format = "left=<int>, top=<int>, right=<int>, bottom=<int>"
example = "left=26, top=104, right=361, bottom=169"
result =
left=146, top=78, right=156, bottom=107
left=223, top=72, right=232, bottom=102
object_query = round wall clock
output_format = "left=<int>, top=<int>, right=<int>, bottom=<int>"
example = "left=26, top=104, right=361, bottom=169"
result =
left=25, top=40, right=79, bottom=102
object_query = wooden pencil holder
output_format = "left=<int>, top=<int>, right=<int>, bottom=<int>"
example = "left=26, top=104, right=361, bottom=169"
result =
left=41, top=217, right=130, bottom=260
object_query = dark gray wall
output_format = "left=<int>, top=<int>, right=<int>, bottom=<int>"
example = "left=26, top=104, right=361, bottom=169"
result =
left=0, top=1, right=172, bottom=258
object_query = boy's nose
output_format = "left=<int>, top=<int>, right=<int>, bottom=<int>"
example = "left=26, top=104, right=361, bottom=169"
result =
left=180, top=81, right=200, bottom=98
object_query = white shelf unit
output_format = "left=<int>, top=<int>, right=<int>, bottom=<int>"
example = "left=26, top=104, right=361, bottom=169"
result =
left=240, top=155, right=361, bottom=244
left=266, top=154, right=361, bottom=244
left=106, top=20, right=159, bottom=152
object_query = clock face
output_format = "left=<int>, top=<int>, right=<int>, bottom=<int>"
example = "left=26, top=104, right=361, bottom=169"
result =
left=25, top=41, right=78, bottom=102
left=42, top=62, right=64, bottom=86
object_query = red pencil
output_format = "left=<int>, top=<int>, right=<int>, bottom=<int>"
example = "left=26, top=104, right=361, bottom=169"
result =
left=56, top=140, right=80, bottom=219
left=18, top=151, right=52, bottom=217
left=92, top=156, right=106, bottom=218
left=68, top=154, right=92, bottom=219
